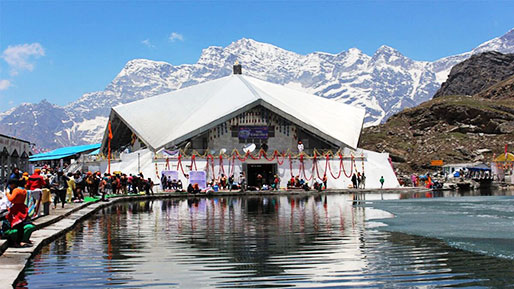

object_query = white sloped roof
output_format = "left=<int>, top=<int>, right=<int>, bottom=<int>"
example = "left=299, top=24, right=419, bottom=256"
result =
left=111, top=75, right=365, bottom=151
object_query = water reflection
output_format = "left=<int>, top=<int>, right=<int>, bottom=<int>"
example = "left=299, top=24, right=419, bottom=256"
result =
left=19, top=193, right=514, bottom=288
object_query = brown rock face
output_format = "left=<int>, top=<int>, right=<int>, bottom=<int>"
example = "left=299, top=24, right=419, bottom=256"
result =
left=360, top=96, right=514, bottom=173
left=475, top=75, right=514, bottom=99
left=433, top=51, right=514, bottom=98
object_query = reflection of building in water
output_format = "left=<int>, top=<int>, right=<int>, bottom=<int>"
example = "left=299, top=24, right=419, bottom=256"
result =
left=101, top=65, right=399, bottom=189
left=0, top=134, right=31, bottom=181
left=152, top=195, right=375, bottom=278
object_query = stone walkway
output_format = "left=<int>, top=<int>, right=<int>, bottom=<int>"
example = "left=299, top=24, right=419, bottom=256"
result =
left=0, top=201, right=101, bottom=289
left=0, top=187, right=429, bottom=288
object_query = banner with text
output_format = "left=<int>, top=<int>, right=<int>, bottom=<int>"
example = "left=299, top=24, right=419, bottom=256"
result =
left=238, top=126, right=268, bottom=139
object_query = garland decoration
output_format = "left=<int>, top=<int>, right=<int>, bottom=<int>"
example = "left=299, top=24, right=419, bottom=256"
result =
left=158, top=149, right=365, bottom=181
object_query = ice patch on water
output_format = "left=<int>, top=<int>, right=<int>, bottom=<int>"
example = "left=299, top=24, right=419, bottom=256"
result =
left=366, top=196, right=514, bottom=260
left=366, top=221, right=388, bottom=228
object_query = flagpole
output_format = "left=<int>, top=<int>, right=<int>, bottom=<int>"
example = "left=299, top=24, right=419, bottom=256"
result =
left=108, top=121, right=113, bottom=174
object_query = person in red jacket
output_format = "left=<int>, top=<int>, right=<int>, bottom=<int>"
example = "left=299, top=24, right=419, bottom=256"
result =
left=26, top=168, right=46, bottom=190
left=6, top=183, right=30, bottom=247
left=26, top=168, right=46, bottom=216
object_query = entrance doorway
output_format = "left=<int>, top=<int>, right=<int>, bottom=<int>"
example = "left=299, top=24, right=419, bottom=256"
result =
left=246, top=163, right=277, bottom=188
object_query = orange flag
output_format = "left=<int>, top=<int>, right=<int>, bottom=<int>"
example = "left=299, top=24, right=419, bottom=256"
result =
left=108, top=121, right=113, bottom=140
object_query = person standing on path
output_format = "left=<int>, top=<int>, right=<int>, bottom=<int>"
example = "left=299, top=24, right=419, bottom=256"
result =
left=239, top=172, right=246, bottom=192
left=351, top=174, right=358, bottom=189
left=50, top=170, right=68, bottom=209
left=26, top=168, right=46, bottom=216
left=66, top=173, right=75, bottom=203
left=145, top=178, right=154, bottom=195
left=380, top=176, right=385, bottom=189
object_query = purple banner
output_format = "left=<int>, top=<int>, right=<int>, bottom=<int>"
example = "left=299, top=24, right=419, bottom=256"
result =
left=238, top=126, right=268, bottom=139
left=189, top=171, right=207, bottom=189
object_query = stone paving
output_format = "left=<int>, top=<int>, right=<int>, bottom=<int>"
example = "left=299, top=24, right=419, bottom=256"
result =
left=0, top=201, right=100, bottom=289
left=0, top=187, right=429, bottom=288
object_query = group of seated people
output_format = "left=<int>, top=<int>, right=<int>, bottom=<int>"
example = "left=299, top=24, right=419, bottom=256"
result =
left=207, top=174, right=242, bottom=192
left=160, top=176, right=183, bottom=192
left=245, top=174, right=280, bottom=191
left=287, top=176, right=309, bottom=190
left=186, top=183, right=201, bottom=194
left=287, top=175, right=326, bottom=192
left=186, top=174, right=243, bottom=194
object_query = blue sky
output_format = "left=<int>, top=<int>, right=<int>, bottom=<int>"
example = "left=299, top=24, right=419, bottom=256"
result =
left=0, top=0, right=513, bottom=112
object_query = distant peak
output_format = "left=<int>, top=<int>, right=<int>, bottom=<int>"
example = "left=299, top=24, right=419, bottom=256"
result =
left=376, top=45, right=398, bottom=53
left=229, top=38, right=273, bottom=49
left=348, top=47, right=363, bottom=54
left=344, top=48, right=367, bottom=58
left=233, top=37, right=259, bottom=44
left=372, top=45, right=406, bottom=59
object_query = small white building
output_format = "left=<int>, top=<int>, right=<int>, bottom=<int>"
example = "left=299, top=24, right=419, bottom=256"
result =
left=100, top=66, right=400, bottom=189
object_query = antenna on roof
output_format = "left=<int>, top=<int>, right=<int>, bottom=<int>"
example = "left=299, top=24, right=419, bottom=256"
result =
left=233, top=61, right=242, bottom=75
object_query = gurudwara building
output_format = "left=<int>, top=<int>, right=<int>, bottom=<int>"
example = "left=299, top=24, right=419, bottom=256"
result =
left=100, top=65, right=399, bottom=189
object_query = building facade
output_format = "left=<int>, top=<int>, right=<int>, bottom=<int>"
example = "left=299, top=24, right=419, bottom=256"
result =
left=0, top=134, right=32, bottom=182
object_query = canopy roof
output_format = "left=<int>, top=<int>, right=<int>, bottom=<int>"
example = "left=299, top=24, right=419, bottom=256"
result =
left=103, top=75, right=365, bottom=152
left=29, top=143, right=101, bottom=162
left=494, top=153, right=514, bottom=162
left=467, top=163, right=491, bottom=171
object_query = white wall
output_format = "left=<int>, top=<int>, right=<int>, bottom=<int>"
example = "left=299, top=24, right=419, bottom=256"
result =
left=107, top=148, right=400, bottom=189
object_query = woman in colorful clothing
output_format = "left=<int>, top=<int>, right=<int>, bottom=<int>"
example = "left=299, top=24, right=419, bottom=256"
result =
left=6, top=181, right=31, bottom=247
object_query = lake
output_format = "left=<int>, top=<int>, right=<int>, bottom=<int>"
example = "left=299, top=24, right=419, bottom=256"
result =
left=18, top=189, right=514, bottom=288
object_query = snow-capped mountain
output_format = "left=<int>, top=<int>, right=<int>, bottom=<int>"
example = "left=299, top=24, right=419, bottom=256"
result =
left=1, top=28, right=513, bottom=149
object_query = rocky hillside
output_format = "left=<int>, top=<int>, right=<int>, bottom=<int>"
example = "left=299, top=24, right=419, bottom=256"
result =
left=475, top=74, right=514, bottom=99
left=1, top=29, right=514, bottom=149
left=433, top=52, right=514, bottom=98
left=360, top=52, right=514, bottom=173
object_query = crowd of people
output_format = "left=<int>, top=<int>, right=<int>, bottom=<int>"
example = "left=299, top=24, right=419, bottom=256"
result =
left=3, top=167, right=157, bottom=209
left=0, top=166, right=158, bottom=248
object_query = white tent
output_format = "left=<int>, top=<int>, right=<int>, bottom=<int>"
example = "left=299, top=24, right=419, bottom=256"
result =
left=99, top=73, right=400, bottom=189
left=103, top=75, right=365, bottom=152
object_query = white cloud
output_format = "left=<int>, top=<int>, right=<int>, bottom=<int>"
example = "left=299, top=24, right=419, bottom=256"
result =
left=0, top=79, right=11, bottom=90
left=168, top=32, right=184, bottom=42
left=2, top=43, right=45, bottom=76
left=141, top=39, right=155, bottom=48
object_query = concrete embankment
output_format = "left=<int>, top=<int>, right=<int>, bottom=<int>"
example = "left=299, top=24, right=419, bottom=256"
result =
left=0, top=187, right=429, bottom=288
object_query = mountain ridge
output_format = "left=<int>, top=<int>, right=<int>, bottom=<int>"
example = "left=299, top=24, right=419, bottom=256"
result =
left=1, top=28, right=514, bottom=149
left=360, top=51, right=514, bottom=173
